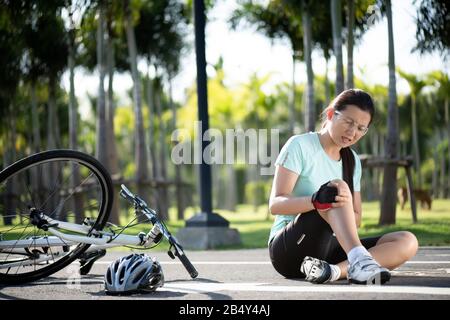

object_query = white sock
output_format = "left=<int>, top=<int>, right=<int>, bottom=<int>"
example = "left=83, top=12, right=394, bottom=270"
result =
left=329, top=264, right=341, bottom=282
left=348, top=245, right=371, bottom=265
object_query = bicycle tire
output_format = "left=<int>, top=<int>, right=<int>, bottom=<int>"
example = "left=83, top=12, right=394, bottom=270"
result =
left=0, top=149, right=113, bottom=284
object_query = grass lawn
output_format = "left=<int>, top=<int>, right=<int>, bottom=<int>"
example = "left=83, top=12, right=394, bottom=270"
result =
left=2, top=200, right=449, bottom=251
left=162, top=199, right=450, bottom=249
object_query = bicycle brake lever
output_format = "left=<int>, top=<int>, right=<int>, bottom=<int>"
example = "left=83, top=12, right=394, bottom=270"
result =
left=167, top=245, right=176, bottom=259
left=167, top=250, right=175, bottom=259
left=120, top=184, right=136, bottom=202
left=134, top=195, right=148, bottom=208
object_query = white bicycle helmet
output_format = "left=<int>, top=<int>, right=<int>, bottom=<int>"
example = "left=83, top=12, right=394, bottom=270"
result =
left=104, top=253, right=164, bottom=294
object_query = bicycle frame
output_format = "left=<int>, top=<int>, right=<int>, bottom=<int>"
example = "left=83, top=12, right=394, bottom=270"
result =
left=0, top=184, right=198, bottom=278
left=0, top=215, right=158, bottom=269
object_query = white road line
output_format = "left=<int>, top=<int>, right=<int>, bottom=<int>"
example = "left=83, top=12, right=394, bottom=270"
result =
left=90, top=260, right=450, bottom=265
left=161, top=282, right=450, bottom=295
left=92, top=261, right=272, bottom=265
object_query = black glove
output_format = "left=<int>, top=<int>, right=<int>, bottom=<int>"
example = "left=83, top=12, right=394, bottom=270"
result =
left=311, top=181, right=338, bottom=210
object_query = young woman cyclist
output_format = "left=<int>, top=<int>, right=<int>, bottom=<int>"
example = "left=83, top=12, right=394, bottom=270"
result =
left=268, top=89, right=418, bottom=284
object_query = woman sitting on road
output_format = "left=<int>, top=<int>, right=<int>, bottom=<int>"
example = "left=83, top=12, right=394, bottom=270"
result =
left=268, top=89, right=418, bottom=284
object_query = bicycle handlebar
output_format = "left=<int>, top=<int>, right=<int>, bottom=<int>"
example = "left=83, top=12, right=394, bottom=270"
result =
left=119, top=184, right=198, bottom=279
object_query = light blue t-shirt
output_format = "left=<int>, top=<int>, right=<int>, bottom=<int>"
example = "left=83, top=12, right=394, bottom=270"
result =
left=268, top=132, right=362, bottom=244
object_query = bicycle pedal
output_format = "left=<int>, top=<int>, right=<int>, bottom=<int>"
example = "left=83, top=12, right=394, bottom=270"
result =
left=79, top=249, right=106, bottom=275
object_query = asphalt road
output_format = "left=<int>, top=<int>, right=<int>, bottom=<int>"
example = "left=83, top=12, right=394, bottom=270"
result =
left=1, top=247, right=450, bottom=300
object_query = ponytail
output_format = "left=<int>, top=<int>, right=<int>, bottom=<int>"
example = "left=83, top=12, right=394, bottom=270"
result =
left=340, top=147, right=355, bottom=195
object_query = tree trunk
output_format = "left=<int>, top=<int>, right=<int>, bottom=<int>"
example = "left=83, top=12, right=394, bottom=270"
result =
left=440, top=128, right=446, bottom=198
left=146, top=68, right=158, bottom=180
left=68, top=36, right=78, bottom=152
left=379, top=0, right=399, bottom=225
left=105, top=24, right=120, bottom=225
left=68, top=30, right=84, bottom=224
left=212, top=163, right=220, bottom=209
left=95, top=3, right=108, bottom=168
left=324, top=55, right=330, bottom=106
left=289, top=53, right=296, bottom=134
left=369, top=132, right=377, bottom=200
left=169, top=78, right=185, bottom=220
left=224, top=164, right=237, bottom=211
left=346, top=0, right=354, bottom=89
left=431, top=131, right=439, bottom=198
left=331, top=0, right=344, bottom=94
left=445, top=97, right=450, bottom=198
left=146, top=69, right=159, bottom=216
left=125, top=0, right=149, bottom=209
left=30, top=82, right=42, bottom=204
left=302, top=8, right=315, bottom=132
left=155, top=85, right=169, bottom=221
left=411, top=95, right=422, bottom=188
left=47, top=82, right=57, bottom=151
left=4, top=106, right=17, bottom=225
left=45, top=81, right=61, bottom=217
left=31, top=83, right=41, bottom=153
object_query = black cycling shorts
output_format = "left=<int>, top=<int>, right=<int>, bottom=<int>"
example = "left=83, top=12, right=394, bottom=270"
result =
left=268, top=210, right=381, bottom=278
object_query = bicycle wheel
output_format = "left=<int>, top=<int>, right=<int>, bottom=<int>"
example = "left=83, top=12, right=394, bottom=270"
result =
left=0, top=150, right=113, bottom=284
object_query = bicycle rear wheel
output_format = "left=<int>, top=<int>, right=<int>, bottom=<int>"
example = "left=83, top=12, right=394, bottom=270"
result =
left=0, top=150, right=113, bottom=284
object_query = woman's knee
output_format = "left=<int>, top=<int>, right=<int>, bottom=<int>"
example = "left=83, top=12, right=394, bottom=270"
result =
left=401, top=231, right=419, bottom=258
left=330, top=179, right=350, bottom=191
left=381, top=231, right=418, bottom=259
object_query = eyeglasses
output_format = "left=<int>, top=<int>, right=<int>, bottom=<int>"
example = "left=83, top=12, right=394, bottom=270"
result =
left=333, top=110, right=369, bottom=135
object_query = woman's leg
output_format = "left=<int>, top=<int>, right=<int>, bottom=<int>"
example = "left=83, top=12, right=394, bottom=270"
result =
left=335, top=231, right=419, bottom=278
left=270, top=211, right=337, bottom=278
left=316, top=180, right=361, bottom=254
left=316, top=180, right=418, bottom=280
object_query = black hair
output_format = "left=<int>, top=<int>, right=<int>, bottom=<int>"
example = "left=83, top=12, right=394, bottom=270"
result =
left=325, top=89, right=375, bottom=194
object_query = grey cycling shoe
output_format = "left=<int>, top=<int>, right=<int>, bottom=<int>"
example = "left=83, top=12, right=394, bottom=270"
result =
left=300, top=256, right=333, bottom=284
left=347, top=255, right=391, bottom=285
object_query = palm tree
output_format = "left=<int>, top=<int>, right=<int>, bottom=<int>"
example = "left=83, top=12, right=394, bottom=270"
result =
left=428, top=71, right=450, bottom=196
left=413, top=0, right=449, bottom=60
left=66, top=0, right=86, bottom=224
left=104, top=0, right=122, bottom=225
left=397, top=68, right=428, bottom=189
left=380, top=0, right=400, bottom=225
left=229, top=0, right=304, bottom=134
left=134, top=0, right=189, bottom=220
left=124, top=0, right=150, bottom=207
left=95, top=1, right=108, bottom=167
left=346, top=0, right=354, bottom=89
left=331, top=0, right=344, bottom=94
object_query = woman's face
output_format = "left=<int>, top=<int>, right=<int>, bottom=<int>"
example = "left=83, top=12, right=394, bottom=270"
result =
left=328, top=104, right=371, bottom=148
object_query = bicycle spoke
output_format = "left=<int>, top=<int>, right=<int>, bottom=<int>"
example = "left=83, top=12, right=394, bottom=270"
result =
left=12, top=235, right=38, bottom=275
left=0, top=217, right=31, bottom=234
left=23, top=177, right=38, bottom=212
left=48, top=172, right=96, bottom=218
left=39, top=161, right=73, bottom=214
left=0, top=150, right=112, bottom=283
left=2, top=223, right=34, bottom=274
left=44, top=233, right=57, bottom=268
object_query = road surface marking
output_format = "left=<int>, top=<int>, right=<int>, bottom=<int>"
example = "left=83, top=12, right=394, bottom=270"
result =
left=161, top=282, right=450, bottom=295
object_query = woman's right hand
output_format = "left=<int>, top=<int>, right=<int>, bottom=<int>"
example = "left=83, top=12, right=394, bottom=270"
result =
left=327, top=179, right=353, bottom=208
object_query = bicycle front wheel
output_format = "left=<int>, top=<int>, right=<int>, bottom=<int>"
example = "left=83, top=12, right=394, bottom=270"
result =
left=0, top=150, right=113, bottom=284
